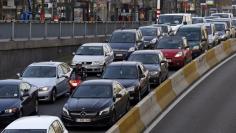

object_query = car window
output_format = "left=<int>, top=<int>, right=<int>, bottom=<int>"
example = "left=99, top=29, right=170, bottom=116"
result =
left=0, top=85, right=19, bottom=98
left=52, top=120, right=63, bottom=133
left=128, top=54, right=159, bottom=64
left=22, top=66, right=56, bottom=78
left=48, top=125, right=56, bottom=133
left=57, top=66, right=64, bottom=77
left=103, top=66, right=138, bottom=79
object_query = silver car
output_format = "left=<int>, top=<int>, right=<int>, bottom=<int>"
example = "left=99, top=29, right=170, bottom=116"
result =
left=18, top=62, right=72, bottom=103
left=72, top=43, right=114, bottom=73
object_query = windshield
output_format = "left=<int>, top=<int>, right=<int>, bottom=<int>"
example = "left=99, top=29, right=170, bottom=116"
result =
left=2, top=129, right=46, bottom=133
left=192, top=18, right=204, bottom=24
left=76, top=46, right=104, bottom=55
left=157, top=38, right=182, bottom=49
left=215, top=24, right=225, bottom=31
left=128, top=54, right=159, bottom=64
left=110, top=32, right=135, bottom=43
left=72, top=85, right=112, bottom=98
left=0, top=85, right=19, bottom=98
left=158, top=15, right=183, bottom=25
left=176, top=28, right=201, bottom=41
left=140, top=28, right=157, bottom=36
left=212, top=14, right=229, bottom=18
left=206, top=26, right=212, bottom=34
left=22, top=66, right=56, bottom=78
left=103, top=66, right=138, bottom=79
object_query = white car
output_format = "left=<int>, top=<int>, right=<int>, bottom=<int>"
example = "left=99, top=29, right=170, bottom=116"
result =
left=1, top=116, right=68, bottom=133
left=18, top=62, right=72, bottom=103
left=204, top=23, right=220, bottom=47
left=72, top=43, right=114, bottom=73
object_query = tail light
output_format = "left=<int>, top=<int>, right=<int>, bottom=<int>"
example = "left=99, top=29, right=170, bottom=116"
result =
left=69, top=80, right=81, bottom=87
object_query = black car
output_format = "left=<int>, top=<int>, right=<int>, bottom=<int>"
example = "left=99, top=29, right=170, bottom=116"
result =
left=128, top=50, right=168, bottom=85
left=0, top=80, right=38, bottom=124
left=61, top=79, right=130, bottom=127
left=139, top=26, right=161, bottom=49
left=176, top=24, right=208, bottom=58
left=108, top=29, right=144, bottom=60
left=102, top=62, right=150, bottom=102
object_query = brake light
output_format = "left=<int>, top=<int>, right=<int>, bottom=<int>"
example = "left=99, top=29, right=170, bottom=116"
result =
left=69, top=80, right=81, bottom=87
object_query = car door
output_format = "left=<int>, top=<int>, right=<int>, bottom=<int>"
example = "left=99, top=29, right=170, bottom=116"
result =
left=56, top=65, right=66, bottom=95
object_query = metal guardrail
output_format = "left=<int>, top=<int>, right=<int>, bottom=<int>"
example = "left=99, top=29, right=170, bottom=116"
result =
left=0, top=21, right=151, bottom=41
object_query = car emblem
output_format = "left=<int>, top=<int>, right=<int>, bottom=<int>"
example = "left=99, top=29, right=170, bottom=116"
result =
left=80, top=111, right=86, bottom=117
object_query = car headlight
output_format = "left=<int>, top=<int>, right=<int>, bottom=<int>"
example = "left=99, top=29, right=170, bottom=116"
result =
left=93, top=61, right=104, bottom=65
left=39, top=87, right=49, bottom=92
left=193, top=46, right=200, bottom=50
left=150, top=38, right=157, bottom=44
left=174, top=52, right=183, bottom=57
left=149, top=71, right=159, bottom=76
left=62, top=107, right=70, bottom=116
left=5, top=108, right=18, bottom=113
left=128, top=47, right=135, bottom=52
left=127, top=86, right=136, bottom=92
left=99, top=107, right=110, bottom=116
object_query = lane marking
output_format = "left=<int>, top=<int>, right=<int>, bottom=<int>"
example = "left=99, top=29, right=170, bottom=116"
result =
left=144, top=53, right=236, bottom=133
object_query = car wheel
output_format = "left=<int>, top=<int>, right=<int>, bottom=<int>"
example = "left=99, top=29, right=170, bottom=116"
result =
left=34, top=100, right=39, bottom=114
left=50, top=89, right=56, bottom=103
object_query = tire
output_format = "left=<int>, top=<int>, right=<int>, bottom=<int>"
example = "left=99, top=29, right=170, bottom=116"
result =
left=50, top=89, right=56, bottom=103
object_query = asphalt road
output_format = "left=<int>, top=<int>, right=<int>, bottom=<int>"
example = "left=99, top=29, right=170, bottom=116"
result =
left=149, top=54, right=236, bottom=133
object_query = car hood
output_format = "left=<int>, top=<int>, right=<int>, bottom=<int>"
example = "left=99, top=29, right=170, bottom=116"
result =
left=72, top=55, right=105, bottom=63
left=0, top=99, right=21, bottom=111
left=67, top=98, right=112, bottom=112
left=159, top=49, right=181, bottom=58
left=22, top=78, right=56, bottom=88
left=143, top=36, right=155, bottom=41
left=114, top=79, right=139, bottom=88
left=109, top=43, right=134, bottom=50
left=144, top=64, right=161, bottom=72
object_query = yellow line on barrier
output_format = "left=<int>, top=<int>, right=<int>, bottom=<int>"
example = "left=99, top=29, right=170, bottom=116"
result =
left=117, top=107, right=145, bottom=133
left=182, top=61, right=199, bottom=84
left=205, top=49, right=218, bottom=68
left=155, top=79, right=176, bottom=109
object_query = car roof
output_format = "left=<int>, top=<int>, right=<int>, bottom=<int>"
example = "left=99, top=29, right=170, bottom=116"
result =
left=113, top=29, right=138, bottom=33
left=0, top=79, right=22, bottom=85
left=108, top=61, right=141, bottom=67
left=81, top=79, right=115, bottom=86
left=29, top=62, right=63, bottom=67
left=81, top=43, right=108, bottom=47
left=131, top=50, right=162, bottom=55
left=5, top=116, right=60, bottom=129
left=139, top=26, right=157, bottom=29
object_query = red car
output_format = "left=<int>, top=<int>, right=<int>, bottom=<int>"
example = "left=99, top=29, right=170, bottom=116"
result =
left=157, top=36, right=192, bottom=68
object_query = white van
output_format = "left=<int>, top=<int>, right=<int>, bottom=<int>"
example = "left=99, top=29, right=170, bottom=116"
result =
left=157, top=13, right=192, bottom=32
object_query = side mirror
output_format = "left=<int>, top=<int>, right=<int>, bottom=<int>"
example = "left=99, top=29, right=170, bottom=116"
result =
left=116, top=93, right=122, bottom=98
left=105, top=39, right=109, bottom=43
left=140, top=74, right=145, bottom=79
left=202, top=38, right=207, bottom=42
left=16, top=73, right=22, bottom=78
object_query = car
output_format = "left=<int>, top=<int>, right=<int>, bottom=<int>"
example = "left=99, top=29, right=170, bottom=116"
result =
left=61, top=79, right=130, bottom=127
left=0, top=80, right=38, bottom=125
left=157, top=36, right=192, bottom=68
left=18, top=62, right=72, bottom=103
left=139, top=26, right=161, bottom=49
left=72, top=43, right=114, bottom=73
left=211, top=13, right=234, bottom=19
left=204, top=23, right=220, bottom=47
left=176, top=24, right=208, bottom=58
left=212, top=18, right=235, bottom=38
left=204, top=16, right=220, bottom=23
left=158, top=13, right=192, bottom=32
left=192, top=17, right=205, bottom=24
left=232, top=18, right=236, bottom=36
left=1, top=116, right=68, bottom=133
left=213, top=22, right=229, bottom=41
left=128, top=50, right=169, bottom=85
left=102, top=62, right=150, bottom=102
left=108, top=29, right=144, bottom=60
left=152, top=24, right=172, bottom=35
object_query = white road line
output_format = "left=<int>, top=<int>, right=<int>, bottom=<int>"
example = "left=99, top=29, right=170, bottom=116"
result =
left=144, top=53, right=236, bottom=133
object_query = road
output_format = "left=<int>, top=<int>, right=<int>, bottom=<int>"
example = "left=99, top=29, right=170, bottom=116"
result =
left=149, top=54, right=236, bottom=133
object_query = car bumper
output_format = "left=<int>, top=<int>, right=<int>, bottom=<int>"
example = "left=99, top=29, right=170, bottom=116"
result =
left=38, top=91, right=51, bottom=101
left=166, top=58, right=185, bottom=68
left=83, top=65, right=104, bottom=73
left=114, top=51, right=130, bottom=61
left=0, top=113, right=19, bottom=124
left=61, top=114, right=112, bottom=127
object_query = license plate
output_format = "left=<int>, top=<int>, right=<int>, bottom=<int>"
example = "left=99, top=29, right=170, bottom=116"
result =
left=76, top=119, right=91, bottom=123
left=167, top=59, right=172, bottom=62
left=116, top=54, right=123, bottom=57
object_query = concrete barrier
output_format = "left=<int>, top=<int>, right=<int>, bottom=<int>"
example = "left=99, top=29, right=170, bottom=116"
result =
left=106, top=39, right=236, bottom=133
left=0, top=36, right=106, bottom=79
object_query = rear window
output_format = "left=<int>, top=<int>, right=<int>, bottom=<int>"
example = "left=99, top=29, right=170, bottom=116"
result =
left=110, top=32, right=135, bottom=43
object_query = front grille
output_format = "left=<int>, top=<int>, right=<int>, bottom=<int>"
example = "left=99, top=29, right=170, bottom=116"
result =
left=82, top=62, right=92, bottom=65
left=70, top=111, right=97, bottom=118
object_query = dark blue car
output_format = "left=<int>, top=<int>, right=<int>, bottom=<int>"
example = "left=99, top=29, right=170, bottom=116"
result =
left=0, top=80, right=38, bottom=125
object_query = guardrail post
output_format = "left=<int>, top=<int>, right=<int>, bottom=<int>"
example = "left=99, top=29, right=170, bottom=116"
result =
left=72, top=22, right=75, bottom=38
left=44, top=22, right=47, bottom=39
left=29, top=22, right=32, bottom=40
left=11, top=21, right=14, bottom=41
left=84, top=22, right=87, bottom=38
left=59, top=22, right=62, bottom=39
